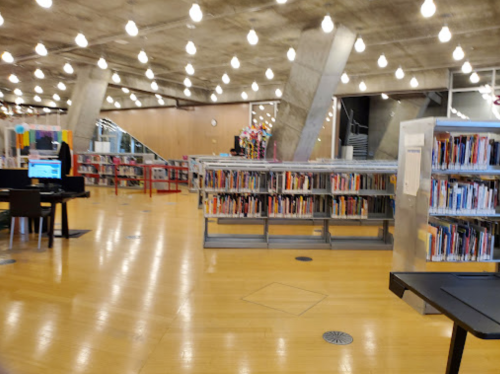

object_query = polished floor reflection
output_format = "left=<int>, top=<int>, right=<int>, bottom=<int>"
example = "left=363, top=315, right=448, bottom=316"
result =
left=0, top=187, right=498, bottom=374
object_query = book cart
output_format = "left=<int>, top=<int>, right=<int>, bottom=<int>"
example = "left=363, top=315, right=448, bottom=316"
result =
left=393, top=118, right=500, bottom=313
left=202, top=160, right=397, bottom=249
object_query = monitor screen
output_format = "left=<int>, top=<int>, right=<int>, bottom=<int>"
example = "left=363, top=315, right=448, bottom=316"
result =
left=28, top=160, right=62, bottom=180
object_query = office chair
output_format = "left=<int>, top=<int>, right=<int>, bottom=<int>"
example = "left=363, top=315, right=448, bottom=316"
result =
left=9, top=190, right=52, bottom=249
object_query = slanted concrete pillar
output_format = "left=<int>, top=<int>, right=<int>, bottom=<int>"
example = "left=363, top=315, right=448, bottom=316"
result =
left=66, top=66, right=111, bottom=152
left=269, top=25, right=356, bottom=161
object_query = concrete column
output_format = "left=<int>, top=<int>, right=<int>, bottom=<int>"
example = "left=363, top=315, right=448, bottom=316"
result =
left=268, top=25, right=356, bottom=161
left=66, top=66, right=111, bottom=152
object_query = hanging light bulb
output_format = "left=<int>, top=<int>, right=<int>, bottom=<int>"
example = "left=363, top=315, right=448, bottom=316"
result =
left=0, top=12, right=4, bottom=26
left=145, top=68, right=154, bottom=79
left=35, top=86, right=43, bottom=94
left=49, top=100, right=56, bottom=107
left=287, top=47, right=296, bottom=62
left=97, top=57, right=108, bottom=69
left=341, top=72, right=350, bottom=84
left=453, top=45, right=465, bottom=61
left=275, top=88, right=283, bottom=98
left=189, top=3, right=203, bottom=22
left=184, top=88, right=191, bottom=97
left=130, top=93, right=137, bottom=101
left=15, top=97, right=24, bottom=105
left=222, top=73, right=230, bottom=84
left=378, top=54, right=388, bottom=68
left=158, top=98, right=165, bottom=105
left=359, top=81, right=367, bottom=91
left=14, top=88, right=22, bottom=96
left=259, top=105, right=264, bottom=110
left=63, top=62, right=74, bottom=74
left=421, top=0, right=436, bottom=18
left=9, top=74, right=20, bottom=83
left=112, top=72, right=121, bottom=83
left=34, top=69, right=45, bottom=79
left=461, top=61, right=472, bottom=74
left=53, top=93, right=60, bottom=101
left=135, top=100, right=142, bottom=107
left=184, top=77, right=192, bottom=87
left=251, top=82, right=259, bottom=92
left=122, top=87, right=130, bottom=93
left=151, top=81, right=158, bottom=91
left=2, top=51, right=14, bottom=63
left=247, top=29, right=259, bottom=45
left=186, top=41, right=197, bottom=55
left=211, top=93, right=218, bottom=102
left=354, top=36, right=366, bottom=53
left=67, top=100, right=72, bottom=106
left=106, top=96, right=114, bottom=104
left=470, top=72, right=480, bottom=84
left=438, top=25, right=452, bottom=43
left=410, top=77, right=419, bottom=88
left=75, top=33, right=88, bottom=48
left=185, top=63, right=195, bottom=75
left=36, top=0, right=52, bottom=8
left=395, top=67, right=405, bottom=79
left=265, top=68, right=274, bottom=80
left=43, top=108, right=51, bottom=113
left=34, top=95, right=42, bottom=102
left=138, top=50, right=148, bottom=63
left=57, top=82, right=66, bottom=90
left=241, top=91, right=248, bottom=100
left=381, top=93, right=389, bottom=100
left=114, top=102, right=121, bottom=108
left=321, top=14, right=334, bottom=33
left=231, top=56, right=240, bottom=69
left=125, top=20, right=139, bottom=36
left=155, top=94, right=162, bottom=99
left=216, top=85, right=223, bottom=94
left=276, top=0, right=287, bottom=3
left=35, top=42, right=48, bottom=56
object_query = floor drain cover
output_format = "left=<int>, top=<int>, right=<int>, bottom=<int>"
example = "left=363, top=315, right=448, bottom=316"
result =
left=121, top=203, right=129, bottom=206
left=323, top=331, right=353, bottom=345
left=296, top=256, right=313, bottom=262
left=127, top=235, right=141, bottom=239
left=0, top=259, right=16, bottom=265
left=142, top=210, right=151, bottom=213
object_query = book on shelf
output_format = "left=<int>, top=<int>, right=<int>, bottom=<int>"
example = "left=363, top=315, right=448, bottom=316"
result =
left=330, top=173, right=389, bottom=194
left=268, top=194, right=314, bottom=218
left=427, top=217, right=498, bottom=262
left=282, top=172, right=313, bottom=193
left=205, top=194, right=263, bottom=218
left=268, top=171, right=278, bottom=193
left=332, top=196, right=393, bottom=219
left=430, top=176, right=499, bottom=215
left=205, top=170, right=262, bottom=192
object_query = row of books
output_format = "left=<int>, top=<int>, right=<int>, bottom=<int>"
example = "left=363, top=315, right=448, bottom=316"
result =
left=332, top=197, right=368, bottom=219
left=78, top=154, right=145, bottom=165
left=268, top=195, right=314, bottom=218
left=205, top=170, right=262, bottom=192
left=282, top=172, right=313, bottom=192
left=430, top=177, right=498, bottom=214
left=427, top=218, right=498, bottom=262
left=432, top=133, right=496, bottom=170
left=330, top=173, right=390, bottom=194
left=117, top=166, right=144, bottom=178
left=205, top=194, right=263, bottom=218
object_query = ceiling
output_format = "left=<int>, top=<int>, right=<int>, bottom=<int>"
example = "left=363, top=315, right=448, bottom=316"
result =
left=0, top=0, right=499, bottom=112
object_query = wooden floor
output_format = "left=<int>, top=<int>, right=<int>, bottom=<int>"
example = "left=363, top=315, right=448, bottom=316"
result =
left=0, top=186, right=498, bottom=374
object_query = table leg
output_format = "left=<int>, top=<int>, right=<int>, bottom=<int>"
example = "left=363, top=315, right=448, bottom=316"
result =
left=48, top=203, right=57, bottom=248
left=446, top=322, right=467, bottom=374
left=62, top=202, right=69, bottom=239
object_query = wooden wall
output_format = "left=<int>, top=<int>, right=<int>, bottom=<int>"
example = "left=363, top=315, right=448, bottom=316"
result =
left=101, top=104, right=332, bottom=160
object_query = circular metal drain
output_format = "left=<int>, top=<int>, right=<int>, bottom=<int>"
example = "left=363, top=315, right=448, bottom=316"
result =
left=0, top=259, right=16, bottom=265
left=295, top=256, right=313, bottom=262
left=127, top=235, right=141, bottom=239
left=323, top=331, right=353, bottom=345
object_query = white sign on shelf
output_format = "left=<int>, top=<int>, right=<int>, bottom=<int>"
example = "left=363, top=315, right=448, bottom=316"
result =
left=403, top=147, right=421, bottom=196
left=404, top=133, right=425, bottom=147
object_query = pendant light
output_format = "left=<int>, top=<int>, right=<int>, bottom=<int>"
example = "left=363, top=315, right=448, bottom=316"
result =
left=275, top=88, right=283, bottom=98
left=184, top=88, right=191, bottom=97
left=461, top=61, right=472, bottom=74
left=125, top=20, right=139, bottom=36
left=453, top=45, right=465, bottom=61
left=138, top=50, right=148, bottom=63
left=9, top=74, right=19, bottom=83
left=158, top=98, right=165, bottom=105
left=36, top=0, right=52, bottom=8
left=231, top=56, right=240, bottom=69
left=145, top=68, right=154, bottom=79
left=321, top=14, right=334, bottom=33
left=222, top=73, right=230, bottom=84
left=34, top=68, right=45, bottom=79
left=53, top=93, right=60, bottom=101
left=341, top=73, right=350, bottom=84
left=155, top=94, right=162, bottom=99
left=354, top=36, right=366, bottom=53
left=185, top=63, right=195, bottom=75
left=470, top=72, right=480, bottom=84
left=359, top=81, right=367, bottom=92
left=276, top=0, right=287, bottom=4
left=251, top=82, right=259, bottom=92
left=35, top=43, right=48, bottom=56
left=35, top=86, right=43, bottom=94
left=438, top=25, right=452, bottom=43
left=43, top=108, right=51, bottom=113
left=378, top=54, right=388, bottom=68
left=241, top=91, right=248, bottom=100
left=247, top=29, right=259, bottom=45
left=67, top=100, right=72, bottom=106
left=97, top=57, right=108, bottom=70
left=421, top=0, right=436, bottom=18
left=2, top=51, right=14, bottom=63
left=287, top=47, right=296, bottom=62
left=57, top=82, right=66, bottom=90
left=410, top=77, right=419, bottom=88
left=112, top=72, right=121, bottom=83
left=395, top=67, right=405, bottom=79
left=381, top=93, right=389, bottom=100
left=211, top=93, right=217, bottom=102
left=0, top=12, right=4, bottom=26
left=122, top=88, right=130, bottom=93
left=106, top=96, right=114, bottom=104
left=15, top=97, right=24, bottom=105
left=184, top=77, right=192, bottom=87
left=135, top=100, right=142, bottom=107
left=75, top=33, right=88, bottom=48
left=151, top=81, right=159, bottom=91
left=189, top=3, right=203, bottom=22
left=14, top=88, right=23, bottom=96
left=34, top=95, right=42, bottom=102
left=114, top=102, right=121, bottom=109
left=216, top=85, right=223, bottom=94
left=265, top=68, right=274, bottom=80
left=63, top=62, right=74, bottom=74
left=130, top=93, right=137, bottom=101
left=186, top=41, right=197, bottom=55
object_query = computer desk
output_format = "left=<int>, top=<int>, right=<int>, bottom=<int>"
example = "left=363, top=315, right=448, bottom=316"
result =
left=390, top=272, right=500, bottom=374
left=0, top=190, right=90, bottom=248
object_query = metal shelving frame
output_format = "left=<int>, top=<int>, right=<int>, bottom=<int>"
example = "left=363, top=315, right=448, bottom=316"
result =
left=202, top=160, right=397, bottom=249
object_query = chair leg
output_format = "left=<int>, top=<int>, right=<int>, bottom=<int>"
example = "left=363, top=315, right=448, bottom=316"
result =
left=38, top=217, right=43, bottom=249
left=9, top=217, right=15, bottom=249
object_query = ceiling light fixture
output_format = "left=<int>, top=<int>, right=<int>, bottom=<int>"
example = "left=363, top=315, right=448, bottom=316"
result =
left=125, top=20, right=139, bottom=36
left=9, top=74, right=20, bottom=83
left=184, top=77, right=192, bottom=87
left=135, top=100, right=142, bottom=107
left=106, top=96, right=114, bottom=103
left=241, top=91, right=248, bottom=100
left=63, top=62, right=74, bottom=74
left=151, top=81, right=159, bottom=91
left=438, top=25, right=452, bottom=43
left=453, top=45, right=465, bottom=60
left=381, top=93, right=389, bottom=100
left=275, top=88, right=283, bottom=98
left=247, top=29, right=259, bottom=45
left=186, top=41, right=197, bottom=55
left=49, top=100, right=56, bottom=107
left=57, top=82, right=66, bottom=90
left=216, top=85, right=223, bottom=94
left=138, top=50, right=148, bottom=63
left=341, top=72, right=350, bottom=84
left=276, top=0, right=287, bottom=3
left=34, top=68, right=45, bottom=79
left=321, top=14, right=334, bottom=33
left=231, top=56, right=240, bottom=69
left=222, top=73, right=230, bottom=84
left=15, top=97, right=24, bottom=105
left=75, top=33, right=88, bottom=48
left=189, top=3, right=203, bottom=22
left=145, top=68, right=154, bottom=79
left=211, top=93, right=217, bottom=102
left=114, top=102, right=121, bottom=108
left=34, top=95, right=42, bottom=102
left=470, top=72, right=480, bottom=84
left=461, top=61, right=472, bottom=74
left=251, top=81, right=259, bottom=92
left=265, top=68, right=274, bottom=79
left=378, top=54, right=388, bottom=68
left=35, top=42, right=48, bottom=56
left=0, top=12, right=4, bottom=27
left=2, top=51, right=14, bottom=63
left=35, top=86, right=43, bottom=93
left=97, top=57, right=108, bottom=69
left=67, top=99, right=72, bottom=106
left=122, top=87, right=130, bottom=93
left=410, top=77, right=419, bottom=88
left=395, top=66, right=405, bottom=79
left=354, top=36, right=366, bottom=53
left=112, top=72, right=121, bottom=83
left=359, top=81, right=367, bottom=91
left=158, top=98, right=165, bottom=105
left=184, top=88, right=191, bottom=97
left=421, top=0, right=437, bottom=18
left=155, top=94, right=162, bottom=99
left=185, top=63, right=195, bottom=75
left=43, top=108, right=51, bottom=113
left=287, top=47, right=296, bottom=62
left=259, top=105, right=264, bottom=110
left=36, top=0, right=52, bottom=8
left=14, top=88, right=22, bottom=96
left=130, top=93, right=137, bottom=101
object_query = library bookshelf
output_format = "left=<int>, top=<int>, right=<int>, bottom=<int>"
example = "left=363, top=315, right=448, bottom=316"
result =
left=202, top=160, right=397, bottom=249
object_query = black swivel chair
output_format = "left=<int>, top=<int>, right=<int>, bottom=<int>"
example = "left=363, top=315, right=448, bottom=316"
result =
left=9, top=190, right=52, bottom=249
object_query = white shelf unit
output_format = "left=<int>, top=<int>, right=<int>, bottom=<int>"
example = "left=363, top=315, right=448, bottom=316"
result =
left=202, top=161, right=397, bottom=249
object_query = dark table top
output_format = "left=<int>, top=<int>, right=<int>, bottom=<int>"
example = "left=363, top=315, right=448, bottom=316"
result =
left=0, top=190, right=90, bottom=203
left=390, top=272, right=500, bottom=339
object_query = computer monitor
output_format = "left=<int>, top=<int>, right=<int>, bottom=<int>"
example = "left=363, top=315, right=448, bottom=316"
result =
left=28, top=160, right=62, bottom=180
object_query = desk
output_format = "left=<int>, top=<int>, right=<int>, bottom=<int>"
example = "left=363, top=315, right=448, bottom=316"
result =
left=0, top=191, right=90, bottom=248
left=390, top=272, right=500, bottom=374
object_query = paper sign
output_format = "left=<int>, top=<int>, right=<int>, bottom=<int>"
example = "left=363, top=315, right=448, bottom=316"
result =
left=403, top=147, right=421, bottom=196
left=404, top=133, right=425, bottom=147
